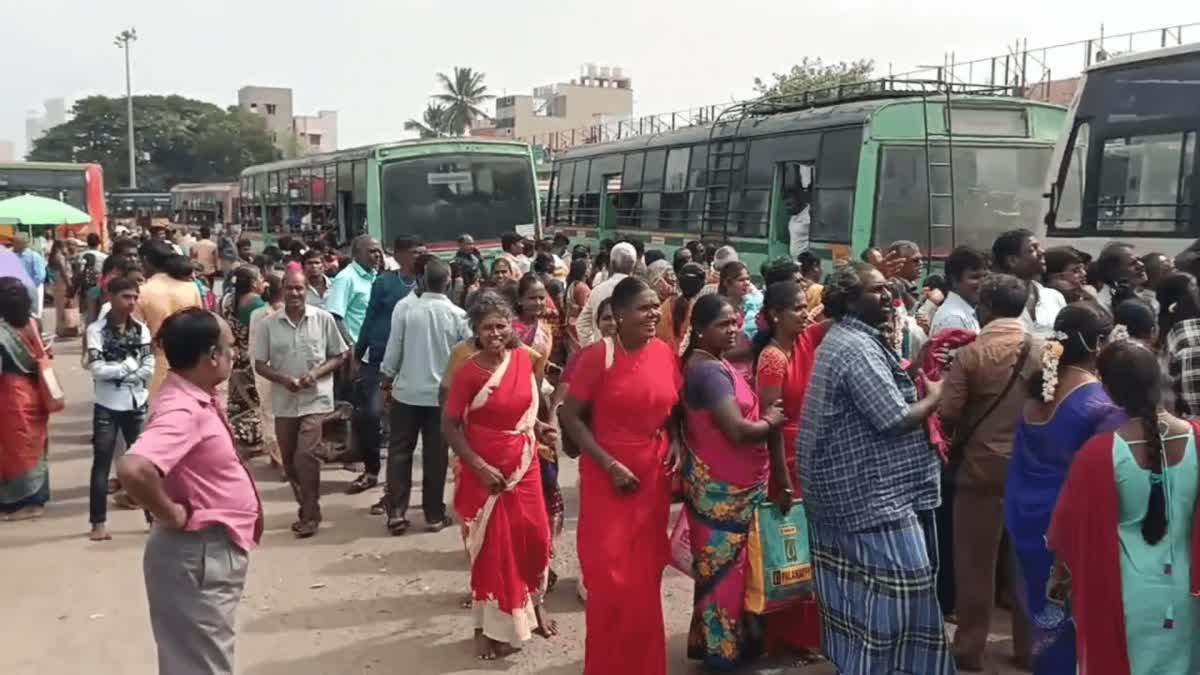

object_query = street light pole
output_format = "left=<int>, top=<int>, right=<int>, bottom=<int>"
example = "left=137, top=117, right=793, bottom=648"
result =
left=114, top=28, right=138, bottom=189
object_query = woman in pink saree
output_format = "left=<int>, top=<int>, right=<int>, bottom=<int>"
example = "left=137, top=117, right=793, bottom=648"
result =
left=681, top=293, right=789, bottom=669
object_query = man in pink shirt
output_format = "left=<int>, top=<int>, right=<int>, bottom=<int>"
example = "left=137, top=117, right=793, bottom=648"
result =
left=117, top=307, right=262, bottom=675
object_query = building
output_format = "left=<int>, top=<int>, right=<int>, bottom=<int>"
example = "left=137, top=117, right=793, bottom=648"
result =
left=237, top=85, right=338, bottom=155
left=293, top=111, right=338, bottom=154
left=1022, top=78, right=1081, bottom=106
left=0, top=141, right=15, bottom=162
left=237, top=86, right=295, bottom=146
left=25, top=98, right=66, bottom=153
left=484, top=65, right=633, bottom=149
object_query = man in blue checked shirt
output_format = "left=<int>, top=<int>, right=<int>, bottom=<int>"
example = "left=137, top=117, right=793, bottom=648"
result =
left=797, top=261, right=952, bottom=675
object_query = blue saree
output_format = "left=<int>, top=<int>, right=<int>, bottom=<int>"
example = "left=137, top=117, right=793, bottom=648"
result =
left=1004, top=381, right=1123, bottom=675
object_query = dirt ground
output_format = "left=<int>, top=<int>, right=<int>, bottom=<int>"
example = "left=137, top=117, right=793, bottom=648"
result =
left=0, top=330, right=1027, bottom=675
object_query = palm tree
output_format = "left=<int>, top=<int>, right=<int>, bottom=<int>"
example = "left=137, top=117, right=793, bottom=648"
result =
left=432, top=67, right=493, bottom=135
left=404, top=103, right=451, bottom=139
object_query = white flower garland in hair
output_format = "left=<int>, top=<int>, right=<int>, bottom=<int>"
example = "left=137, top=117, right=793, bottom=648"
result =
left=1109, top=324, right=1131, bottom=345
left=1041, top=330, right=1068, bottom=403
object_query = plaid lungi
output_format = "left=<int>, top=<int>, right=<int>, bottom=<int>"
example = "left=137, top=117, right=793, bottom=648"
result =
left=809, top=509, right=954, bottom=675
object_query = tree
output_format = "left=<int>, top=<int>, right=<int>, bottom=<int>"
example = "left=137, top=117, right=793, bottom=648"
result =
left=404, top=103, right=451, bottom=139
left=431, top=67, right=493, bottom=135
left=753, top=57, right=875, bottom=98
left=28, top=95, right=281, bottom=190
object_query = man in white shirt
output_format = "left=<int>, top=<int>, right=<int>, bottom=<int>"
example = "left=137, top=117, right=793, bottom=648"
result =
left=85, top=276, right=154, bottom=541
left=931, top=245, right=989, bottom=336
left=992, top=229, right=1066, bottom=338
left=576, top=242, right=637, bottom=347
left=786, top=189, right=812, bottom=258
left=379, top=259, right=470, bottom=535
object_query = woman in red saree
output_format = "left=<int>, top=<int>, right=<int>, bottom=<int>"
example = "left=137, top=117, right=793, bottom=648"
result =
left=442, top=290, right=558, bottom=661
left=753, top=280, right=830, bottom=660
left=0, top=277, right=52, bottom=520
left=560, top=276, right=683, bottom=675
left=512, top=273, right=566, bottom=589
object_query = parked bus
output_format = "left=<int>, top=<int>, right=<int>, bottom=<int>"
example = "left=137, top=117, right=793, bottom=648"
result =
left=1043, top=43, right=1200, bottom=256
left=548, top=81, right=1067, bottom=274
left=170, top=183, right=239, bottom=228
left=107, top=190, right=171, bottom=231
left=238, top=138, right=541, bottom=254
left=0, top=161, right=107, bottom=244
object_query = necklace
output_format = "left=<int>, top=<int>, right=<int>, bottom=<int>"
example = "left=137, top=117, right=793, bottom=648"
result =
left=1064, top=365, right=1097, bottom=377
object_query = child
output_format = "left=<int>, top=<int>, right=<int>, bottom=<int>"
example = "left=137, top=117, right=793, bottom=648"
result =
left=84, top=277, right=153, bottom=541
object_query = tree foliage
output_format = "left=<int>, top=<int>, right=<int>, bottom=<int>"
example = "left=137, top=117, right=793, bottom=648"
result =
left=404, top=103, right=452, bottom=139
left=753, top=57, right=875, bottom=98
left=424, top=67, right=493, bottom=136
left=28, top=95, right=280, bottom=190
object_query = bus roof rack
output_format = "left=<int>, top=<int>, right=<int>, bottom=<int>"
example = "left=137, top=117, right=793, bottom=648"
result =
left=739, top=78, right=1018, bottom=117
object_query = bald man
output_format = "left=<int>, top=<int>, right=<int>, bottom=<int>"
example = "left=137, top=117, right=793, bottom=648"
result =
left=253, top=269, right=349, bottom=538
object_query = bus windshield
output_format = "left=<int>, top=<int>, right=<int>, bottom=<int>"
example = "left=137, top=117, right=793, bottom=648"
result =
left=875, top=145, right=1052, bottom=256
left=1047, top=50, right=1200, bottom=244
left=380, top=154, right=536, bottom=244
left=0, top=167, right=88, bottom=213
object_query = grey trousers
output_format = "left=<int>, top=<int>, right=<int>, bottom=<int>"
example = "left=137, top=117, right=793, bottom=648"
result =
left=144, top=525, right=249, bottom=675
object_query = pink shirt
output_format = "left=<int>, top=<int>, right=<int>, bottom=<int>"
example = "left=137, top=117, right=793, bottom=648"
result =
left=130, top=372, right=263, bottom=552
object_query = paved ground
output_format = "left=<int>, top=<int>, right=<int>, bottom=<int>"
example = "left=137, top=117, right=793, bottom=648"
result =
left=0, top=323, right=1028, bottom=674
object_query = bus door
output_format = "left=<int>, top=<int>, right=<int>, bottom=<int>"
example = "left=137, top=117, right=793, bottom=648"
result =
left=598, top=173, right=621, bottom=240
left=767, top=162, right=814, bottom=262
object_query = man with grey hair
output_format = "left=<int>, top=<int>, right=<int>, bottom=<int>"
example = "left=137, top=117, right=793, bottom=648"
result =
left=325, top=234, right=382, bottom=348
left=10, top=232, right=48, bottom=318
left=379, top=258, right=469, bottom=535
left=576, top=241, right=638, bottom=347
left=886, top=240, right=925, bottom=306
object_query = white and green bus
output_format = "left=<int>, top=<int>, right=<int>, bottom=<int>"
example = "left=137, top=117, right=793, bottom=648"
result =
left=1042, top=43, right=1200, bottom=256
left=548, top=80, right=1067, bottom=273
left=239, top=138, right=542, bottom=254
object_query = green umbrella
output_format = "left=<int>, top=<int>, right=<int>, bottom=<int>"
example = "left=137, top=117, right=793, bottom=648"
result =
left=0, top=194, right=91, bottom=226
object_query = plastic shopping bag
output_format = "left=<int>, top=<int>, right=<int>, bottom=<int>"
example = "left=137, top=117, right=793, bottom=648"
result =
left=745, top=499, right=814, bottom=614
left=668, top=510, right=694, bottom=578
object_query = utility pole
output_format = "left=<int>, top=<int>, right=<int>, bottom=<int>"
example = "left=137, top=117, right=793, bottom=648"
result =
left=114, top=28, right=138, bottom=189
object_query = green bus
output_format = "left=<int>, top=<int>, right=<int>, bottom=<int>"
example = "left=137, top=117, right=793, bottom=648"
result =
left=547, top=81, right=1067, bottom=274
left=238, top=138, right=542, bottom=252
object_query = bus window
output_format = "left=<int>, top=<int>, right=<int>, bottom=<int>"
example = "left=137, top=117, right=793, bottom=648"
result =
left=1053, top=122, right=1089, bottom=230
left=1096, top=131, right=1196, bottom=234
left=380, top=154, right=537, bottom=244
left=775, top=162, right=814, bottom=250
left=812, top=128, right=860, bottom=244
left=660, top=147, right=691, bottom=230
left=643, top=150, right=667, bottom=191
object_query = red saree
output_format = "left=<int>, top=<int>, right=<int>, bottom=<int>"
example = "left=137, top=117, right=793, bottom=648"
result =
left=754, top=320, right=829, bottom=655
left=1047, top=425, right=1200, bottom=675
left=0, top=321, right=50, bottom=498
left=569, top=337, right=682, bottom=675
left=447, top=347, right=551, bottom=646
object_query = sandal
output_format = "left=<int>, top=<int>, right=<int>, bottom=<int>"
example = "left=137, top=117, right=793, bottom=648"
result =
left=368, top=496, right=387, bottom=516
left=345, top=473, right=378, bottom=495
left=387, top=516, right=410, bottom=536
left=293, top=520, right=319, bottom=539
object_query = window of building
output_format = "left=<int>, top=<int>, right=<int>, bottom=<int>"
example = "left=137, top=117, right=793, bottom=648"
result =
left=309, top=134, right=322, bottom=147
left=1096, top=131, right=1196, bottom=234
left=266, top=103, right=277, bottom=116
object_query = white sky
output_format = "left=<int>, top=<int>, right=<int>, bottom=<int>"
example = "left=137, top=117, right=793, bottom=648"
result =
left=3, top=0, right=1196, bottom=157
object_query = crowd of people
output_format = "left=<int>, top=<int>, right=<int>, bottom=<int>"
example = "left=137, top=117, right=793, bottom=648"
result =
left=2, top=220, right=1199, bottom=675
